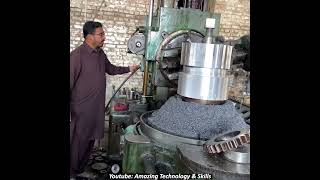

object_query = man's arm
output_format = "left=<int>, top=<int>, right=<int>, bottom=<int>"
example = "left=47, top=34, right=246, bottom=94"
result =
left=104, top=54, right=130, bottom=75
left=70, top=51, right=82, bottom=92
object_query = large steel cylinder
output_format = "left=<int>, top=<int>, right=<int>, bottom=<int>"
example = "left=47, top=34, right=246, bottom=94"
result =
left=178, top=42, right=233, bottom=102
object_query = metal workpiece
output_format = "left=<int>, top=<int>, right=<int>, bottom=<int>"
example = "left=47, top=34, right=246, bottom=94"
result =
left=222, top=144, right=250, bottom=164
left=178, top=41, right=233, bottom=101
left=176, top=144, right=250, bottom=180
left=180, top=42, right=233, bottom=69
left=181, top=96, right=225, bottom=105
left=178, top=67, right=229, bottom=101
left=203, top=130, right=250, bottom=154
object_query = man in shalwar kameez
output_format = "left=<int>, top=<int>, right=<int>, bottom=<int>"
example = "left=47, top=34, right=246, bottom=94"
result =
left=70, top=21, right=139, bottom=179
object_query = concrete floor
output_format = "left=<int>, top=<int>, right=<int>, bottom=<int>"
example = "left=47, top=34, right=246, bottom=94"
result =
left=76, top=116, right=115, bottom=180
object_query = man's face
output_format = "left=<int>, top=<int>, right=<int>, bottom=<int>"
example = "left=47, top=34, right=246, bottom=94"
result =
left=91, top=27, right=105, bottom=48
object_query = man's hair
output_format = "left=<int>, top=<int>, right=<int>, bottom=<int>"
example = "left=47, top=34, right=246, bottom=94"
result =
left=83, top=21, right=103, bottom=39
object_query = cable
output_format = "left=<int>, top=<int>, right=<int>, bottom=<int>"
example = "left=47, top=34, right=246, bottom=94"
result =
left=104, top=66, right=141, bottom=114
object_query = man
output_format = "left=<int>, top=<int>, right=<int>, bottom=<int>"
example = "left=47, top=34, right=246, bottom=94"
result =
left=70, top=21, right=139, bottom=179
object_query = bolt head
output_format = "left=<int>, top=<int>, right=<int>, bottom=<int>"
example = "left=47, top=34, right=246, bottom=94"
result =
left=206, top=18, right=216, bottom=28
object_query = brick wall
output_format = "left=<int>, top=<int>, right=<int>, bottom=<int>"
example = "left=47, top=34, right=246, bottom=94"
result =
left=70, top=0, right=250, bottom=103
left=214, top=0, right=250, bottom=40
left=214, top=0, right=250, bottom=105
left=70, top=0, right=151, bottom=103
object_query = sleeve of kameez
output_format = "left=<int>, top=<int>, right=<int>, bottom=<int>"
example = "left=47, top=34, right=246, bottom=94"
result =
left=104, top=53, right=130, bottom=75
left=70, top=51, right=81, bottom=92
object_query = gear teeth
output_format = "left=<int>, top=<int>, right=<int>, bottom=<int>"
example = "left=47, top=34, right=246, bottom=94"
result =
left=204, top=130, right=250, bottom=154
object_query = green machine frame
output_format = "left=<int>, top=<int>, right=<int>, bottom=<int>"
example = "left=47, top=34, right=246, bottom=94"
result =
left=140, top=7, right=221, bottom=103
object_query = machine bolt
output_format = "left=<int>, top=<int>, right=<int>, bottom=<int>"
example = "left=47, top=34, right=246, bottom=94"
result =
left=205, top=18, right=216, bottom=29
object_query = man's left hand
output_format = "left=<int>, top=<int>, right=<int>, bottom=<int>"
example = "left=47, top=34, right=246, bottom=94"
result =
left=129, top=64, right=140, bottom=72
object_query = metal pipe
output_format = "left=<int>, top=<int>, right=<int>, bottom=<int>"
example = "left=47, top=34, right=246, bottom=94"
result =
left=142, top=61, right=149, bottom=96
left=157, top=0, right=161, bottom=16
left=204, top=28, right=214, bottom=43
left=148, top=0, right=154, bottom=27
left=143, top=0, right=154, bottom=99
left=203, top=0, right=208, bottom=11
left=187, top=0, right=192, bottom=8
left=104, top=66, right=141, bottom=113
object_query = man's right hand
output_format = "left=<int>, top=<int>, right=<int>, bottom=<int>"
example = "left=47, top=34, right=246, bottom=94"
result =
left=129, top=64, right=140, bottom=72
